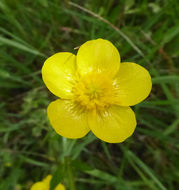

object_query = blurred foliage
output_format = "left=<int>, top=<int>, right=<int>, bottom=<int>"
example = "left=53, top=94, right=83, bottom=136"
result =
left=0, top=0, right=179, bottom=189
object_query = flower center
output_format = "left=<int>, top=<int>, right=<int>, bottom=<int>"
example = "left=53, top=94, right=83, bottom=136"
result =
left=73, top=73, right=118, bottom=111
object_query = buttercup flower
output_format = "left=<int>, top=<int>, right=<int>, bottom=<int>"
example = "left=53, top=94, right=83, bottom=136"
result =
left=42, top=39, right=152, bottom=143
left=30, top=175, right=65, bottom=190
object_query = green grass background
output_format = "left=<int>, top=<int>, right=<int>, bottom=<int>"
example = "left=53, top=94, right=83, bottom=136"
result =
left=0, top=0, right=179, bottom=189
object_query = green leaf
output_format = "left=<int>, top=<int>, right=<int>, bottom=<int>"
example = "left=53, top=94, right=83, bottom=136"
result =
left=0, top=36, right=45, bottom=57
left=126, top=151, right=167, bottom=190
left=50, top=164, right=65, bottom=190
left=152, top=75, right=179, bottom=84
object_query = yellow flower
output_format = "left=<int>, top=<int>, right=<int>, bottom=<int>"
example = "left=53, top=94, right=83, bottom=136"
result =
left=30, top=175, right=65, bottom=190
left=42, top=39, right=152, bottom=143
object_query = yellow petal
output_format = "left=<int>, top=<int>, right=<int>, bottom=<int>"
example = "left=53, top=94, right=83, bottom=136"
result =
left=115, top=62, right=152, bottom=106
left=30, top=182, right=47, bottom=190
left=42, top=52, right=76, bottom=99
left=76, top=39, right=120, bottom=78
left=42, top=175, right=52, bottom=186
left=55, top=183, right=66, bottom=190
left=88, top=106, right=136, bottom=143
left=47, top=99, right=90, bottom=139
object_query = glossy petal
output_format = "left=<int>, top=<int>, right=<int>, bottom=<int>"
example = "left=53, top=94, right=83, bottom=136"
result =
left=77, top=39, right=120, bottom=78
left=31, top=175, right=51, bottom=190
left=42, top=175, right=52, bottom=186
left=30, top=182, right=47, bottom=190
left=42, top=52, right=76, bottom=99
left=88, top=106, right=136, bottom=143
left=55, top=183, right=66, bottom=190
left=115, top=62, right=152, bottom=106
left=47, top=99, right=90, bottom=139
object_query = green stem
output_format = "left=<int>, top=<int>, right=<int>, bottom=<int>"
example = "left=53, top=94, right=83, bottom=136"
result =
left=65, top=157, right=76, bottom=190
